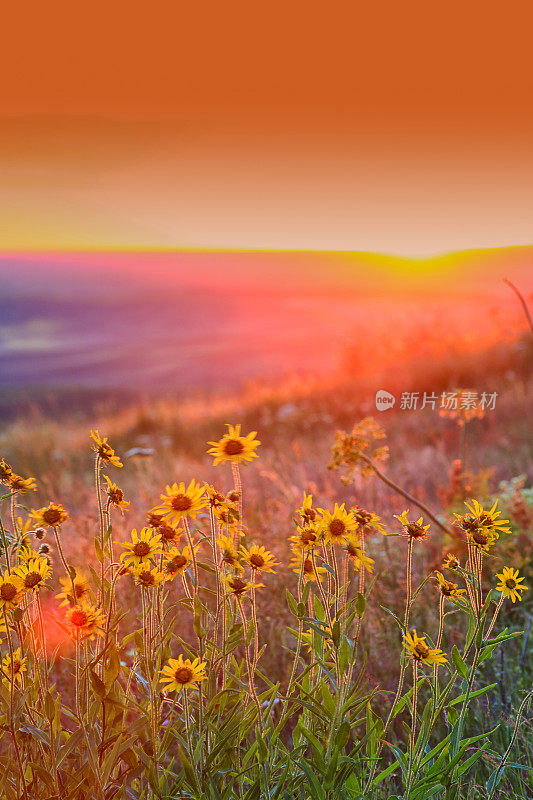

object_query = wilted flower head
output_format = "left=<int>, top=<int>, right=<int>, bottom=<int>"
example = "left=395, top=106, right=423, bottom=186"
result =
left=103, top=475, right=129, bottom=514
left=351, top=505, right=386, bottom=536
left=297, top=493, right=318, bottom=524
left=90, top=430, right=123, bottom=468
left=343, top=540, right=375, bottom=573
left=8, top=474, right=37, bottom=493
left=433, top=571, right=466, bottom=601
left=0, top=458, right=13, bottom=485
left=394, top=511, right=430, bottom=541
left=328, top=418, right=389, bottom=483
left=455, top=499, right=510, bottom=551
left=443, top=553, right=460, bottom=571
left=403, top=630, right=447, bottom=666
left=439, top=390, right=485, bottom=427
left=205, top=484, right=228, bottom=510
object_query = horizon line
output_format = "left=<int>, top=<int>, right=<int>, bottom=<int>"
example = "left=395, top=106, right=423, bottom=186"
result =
left=0, top=242, right=532, bottom=264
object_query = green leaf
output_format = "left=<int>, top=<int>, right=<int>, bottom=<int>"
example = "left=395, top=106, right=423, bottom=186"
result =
left=355, top=592, right=366, bottom=618
left=193, top=595, right=205, bottom=639
left=89, top=669, right=106, bottom=700
left=447, top=682, right=497, bottom=707
left=451, top=645, right=468, bottom=680
left=456, top=744, right=488, bottom=777
left=335, top=720, right=351, bottom=748
left=331, top=620, right=341, bottom=648
left=379, top=604, right=404, bottom=631
left=285, top=589, right=298, bottom=616
left=313, top=594, right=325, bottom=621
left=94, top=537, right=103, bottom=564
left=105, top=642, right=121, bottom=692
left=44, top=690, right=55, bottom=723
left=372, top=759, right=399, bottom=786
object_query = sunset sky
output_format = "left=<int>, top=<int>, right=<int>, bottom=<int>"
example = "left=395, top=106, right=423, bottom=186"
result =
left=1, top=2, right=532, bottom=256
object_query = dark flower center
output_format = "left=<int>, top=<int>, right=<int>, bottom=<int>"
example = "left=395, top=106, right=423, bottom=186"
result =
left=303, top=559, right=314, bottom=574
left=249, top=554, right=265, bottom=568
left=147, top=513, right=163, bottom=527
left=159, top=525, right=177, bottom=541
left=133, top=541, right=151, bottom=557
left=168, top=555, right=187, bottom=571
left=505, top=578, right=516, bottom=589
left=138, top=571, right=154, bottom=585
left=0, top=583, right=17, bottom=601
left=461, top=515, right=479, bottom=533
left=24, top=572, right=42, bottom=588
left=110, top=488, right=124, bottom=503
left=209, top=492, right=225, bottom=507
left=174, top=666, right=193, bottom=684
left=329, top=519, right=346, bottom=537
left=354, top=510, right=372, bottom=525
left=171, top=495, right=192, bottom=512
left=219, top=509, right=239, bottom=524
left=12, top=660, right=21, bottom=674
left=70, top=610, right=88, bottom=627
left=230, top=577, right=246, bottom=593
left=0, top=463, right=12, bottom=481
left=224, top=439, right=244, bottom=456
left=407, top=523, right=425, bottom=538
left=75, top=584, right=87, bottom=598
left=43, top=508, right=61, bottom=525
left=414, top=643, right=430, bottom=660
left=99, top=444, right=114, bottom=460
left=472, top=529, right=489, bottom=545
left=301, top=530, right=317, bottom=545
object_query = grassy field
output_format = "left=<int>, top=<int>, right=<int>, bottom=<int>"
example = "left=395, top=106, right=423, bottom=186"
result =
left=0, top=317, right=531, bottom=798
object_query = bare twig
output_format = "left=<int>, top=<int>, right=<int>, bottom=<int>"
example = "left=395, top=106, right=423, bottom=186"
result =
left=359, top=453, right=454, bottom=536
left=504, top=278, right=533, bottom=336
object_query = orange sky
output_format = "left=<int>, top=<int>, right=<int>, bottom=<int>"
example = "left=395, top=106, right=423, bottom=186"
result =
left=1, top=2, right=532, bottom=254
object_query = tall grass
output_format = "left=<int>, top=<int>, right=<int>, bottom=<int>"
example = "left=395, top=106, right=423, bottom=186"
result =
left=0, top=412, right=531, bottom=800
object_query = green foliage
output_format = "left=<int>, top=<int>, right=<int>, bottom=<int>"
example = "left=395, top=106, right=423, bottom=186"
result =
left=0, top=422, right=531, bottom=800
